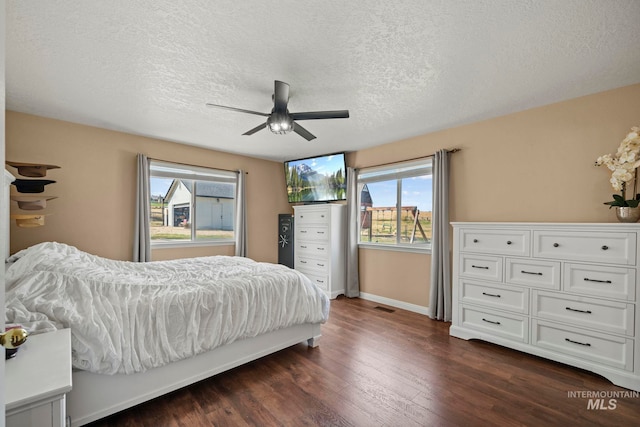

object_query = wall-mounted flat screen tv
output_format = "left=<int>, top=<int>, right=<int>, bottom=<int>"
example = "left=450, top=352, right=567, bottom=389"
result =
left=284, top=152, right=347, bottom=203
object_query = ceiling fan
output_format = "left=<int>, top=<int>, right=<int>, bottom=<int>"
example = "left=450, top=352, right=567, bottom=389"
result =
left=206, top=80, right=349, bottom=141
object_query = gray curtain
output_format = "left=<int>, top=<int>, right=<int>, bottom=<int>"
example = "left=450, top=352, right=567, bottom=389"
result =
left=345, top=167, right=360, bottom=297
left=234, top=170, right=247, bottom=257
left=428, top=149, right=451, bottom=321
left=134, top=153, right=151, bottom=262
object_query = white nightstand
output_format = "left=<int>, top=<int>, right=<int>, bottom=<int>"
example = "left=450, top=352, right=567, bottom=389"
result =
left=5, top=329, right=72, bottom=427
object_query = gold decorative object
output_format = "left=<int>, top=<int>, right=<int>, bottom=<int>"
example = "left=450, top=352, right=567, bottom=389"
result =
left=0, top=328, right=29, bottom=349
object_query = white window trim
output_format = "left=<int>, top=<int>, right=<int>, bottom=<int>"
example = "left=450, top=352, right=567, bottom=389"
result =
left=149, top=160, right=237, bottom=247
left=151, top=240, right=234, bottom=249
left=357, top=158, right=433, bottom=252
left=358, top=242, right=432, bottom=254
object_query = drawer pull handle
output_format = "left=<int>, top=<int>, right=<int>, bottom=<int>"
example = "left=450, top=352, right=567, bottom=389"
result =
left=317, top=231, right=325, bottom=234
left=300, top=245, right=307, bottom=249
left=583, top=278, right=612, bottom=284
left=482, top=292, right=501, bottom=298
left=317, top=247, right=325, bottom=251
left=482, top=318, right=501, bottom=325
left=601, top=245, right=609, bottom=251
left=473, top=239, right=478, bottom=243
left=521, top=270, right=542, bottom=276
left=506, top=240, right=512, bottom=245
left=317, top=263, right=325, bottom=267
left=300, top=260, right=307, bottom=264
left=565, top=307, right=592, bottom=314
left=553, top=243, right=560, bottom=248
left=300, top=230, right=307, bottom=234
left=565, top=338, right=591, bottom=347
left=471, top=265, right=489, bottom=269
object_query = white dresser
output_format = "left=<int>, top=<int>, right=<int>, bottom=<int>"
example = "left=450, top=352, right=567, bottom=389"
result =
left=293, top=204, right=346, bottom=299
left=451, top=222, right=640, bottom=391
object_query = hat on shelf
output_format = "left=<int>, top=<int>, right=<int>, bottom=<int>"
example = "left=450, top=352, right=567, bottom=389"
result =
left=10, top=214, right=49, bottom=228
left=11, top=179, right=56, bottom=193
left=6, top=161, right=60, bottom=178
left=10, top=195, right=57, bottom=210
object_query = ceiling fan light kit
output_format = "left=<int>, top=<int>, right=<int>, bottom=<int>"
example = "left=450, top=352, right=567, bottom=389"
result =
left=207, top=80, right=349, bottom=141
left=267, top=113, right=294, bottom=135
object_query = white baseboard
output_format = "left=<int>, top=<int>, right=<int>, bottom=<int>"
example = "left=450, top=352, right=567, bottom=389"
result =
left=358, top=292, right=429, bottom=316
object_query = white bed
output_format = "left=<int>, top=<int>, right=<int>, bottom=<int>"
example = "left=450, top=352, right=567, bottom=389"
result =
left=4, top=242, right=328, bottom=426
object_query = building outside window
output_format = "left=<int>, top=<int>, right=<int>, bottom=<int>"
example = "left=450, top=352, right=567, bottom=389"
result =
left=357, top=159, right=433, bottom=251
left=149, top=160, right=237, bottom=245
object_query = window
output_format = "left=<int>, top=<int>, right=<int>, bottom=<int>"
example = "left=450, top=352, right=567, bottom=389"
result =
left=357, top=159, right=433, bottom=250
left=149, top=160, right=237, bottom=245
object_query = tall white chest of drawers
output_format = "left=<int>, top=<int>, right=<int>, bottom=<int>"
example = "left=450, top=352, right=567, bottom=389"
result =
left=451, top=222, right=640, bottom=391
left=293, top=204, right=346, bottom=299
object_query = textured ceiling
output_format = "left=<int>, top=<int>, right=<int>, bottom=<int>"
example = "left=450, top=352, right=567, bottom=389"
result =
left=6, top=1, right=640, bottom=161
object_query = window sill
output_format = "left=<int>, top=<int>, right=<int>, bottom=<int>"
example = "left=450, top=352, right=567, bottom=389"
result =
left=151, top=240, right=235, bottom=249
left=357, top=242, right=432, bottom=254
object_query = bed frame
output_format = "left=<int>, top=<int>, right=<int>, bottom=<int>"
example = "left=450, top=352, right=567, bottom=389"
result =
left=4, top=168, right=323, bottom=427
left=68, top=323, right=321, bottom=426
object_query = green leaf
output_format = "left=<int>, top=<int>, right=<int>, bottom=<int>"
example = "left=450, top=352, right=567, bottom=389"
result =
left=613, top=194, right=625, bottom=203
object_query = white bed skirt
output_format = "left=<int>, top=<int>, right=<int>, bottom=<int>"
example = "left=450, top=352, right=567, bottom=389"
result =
left=68, top=322, right=322, bottom=426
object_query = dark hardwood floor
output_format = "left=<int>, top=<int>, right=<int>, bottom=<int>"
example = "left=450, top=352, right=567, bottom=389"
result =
left=89, top=297, right=640, bottom=426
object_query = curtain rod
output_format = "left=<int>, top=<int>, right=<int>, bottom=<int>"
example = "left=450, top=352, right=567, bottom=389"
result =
left=148, top=157, right=248, bottom=174
left=355, top=148, right=460, bottom=170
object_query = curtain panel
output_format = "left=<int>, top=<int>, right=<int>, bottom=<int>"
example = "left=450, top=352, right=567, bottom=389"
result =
left=346, top=167, right=360, bottom=297
left=234, top=170, right=247, bottom=257
left=134, top=153, right=151, bottom=262
left=427, top=149, right=451, bottom=321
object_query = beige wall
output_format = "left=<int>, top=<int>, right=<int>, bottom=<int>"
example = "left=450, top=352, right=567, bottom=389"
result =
left=6, top=84, right=640, bottom=309
left=6, top=111, right=291, bottom=262
left=350, top=83, right=640, bottom=307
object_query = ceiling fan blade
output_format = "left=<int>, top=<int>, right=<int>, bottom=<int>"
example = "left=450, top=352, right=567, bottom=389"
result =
left=273, top=81, right=290, bottom=112
left=206, top=103, right=269, bottom=117
left=293, top=122, right=316, bottom=141
left=289, top=110, right=350, bottom=120
left=243, top=122, right=267, bottom=136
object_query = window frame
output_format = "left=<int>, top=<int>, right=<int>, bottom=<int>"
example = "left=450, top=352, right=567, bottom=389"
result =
left=357, top=158, right=433, bottom=253
left=149, top=160, right=238, bottom=248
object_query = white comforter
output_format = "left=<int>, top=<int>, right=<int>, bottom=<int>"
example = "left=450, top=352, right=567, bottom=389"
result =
left=5, top=242, right=329, bottom=375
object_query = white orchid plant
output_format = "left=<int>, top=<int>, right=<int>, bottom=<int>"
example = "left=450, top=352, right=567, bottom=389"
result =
left=595, top=126, right=640, bottom=208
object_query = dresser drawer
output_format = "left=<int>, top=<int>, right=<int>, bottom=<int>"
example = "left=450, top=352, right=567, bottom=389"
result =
left=301, top=271, right=329, bottom=291
left=295, top=209, right=330, bottom=224
left=564, top=263, right=636, bottom=301
left=297, top=226, right=329, bottom=241
left=505, top=258, right=560, bottom=290
left=295, top=256, right=329, bottom=274
left=460, top=305, right=528, bottom=343
left=533, top=230, right=636, bottom=265
left=295, top=241, right=329, bottom=258
left=460, top=228, right=530, bottom=256
left=460, top=254, right=503, bottom=281
left=460, top=279, right=529, bottom=314
left=532, top=319, right=634, bottom=371
left=532, top=290, right=635, bottom=336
